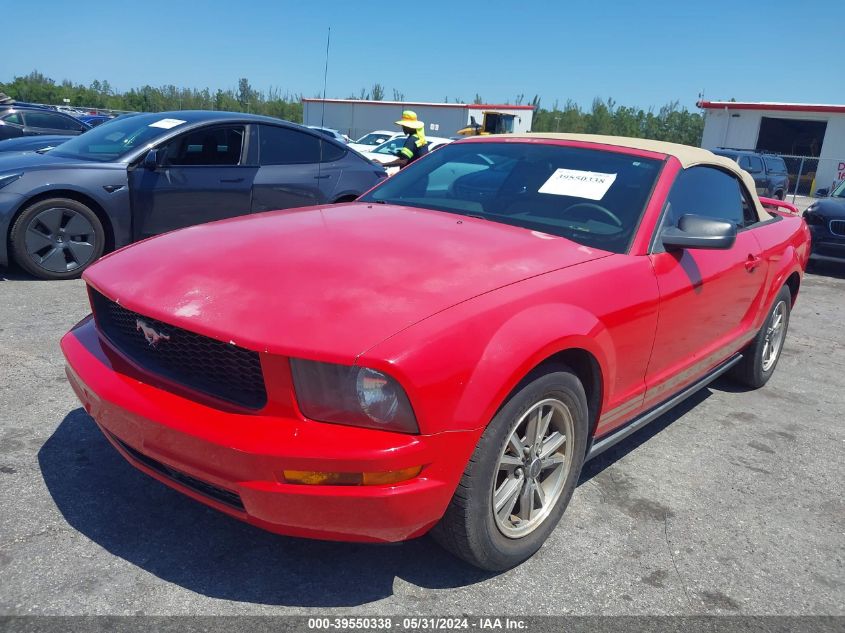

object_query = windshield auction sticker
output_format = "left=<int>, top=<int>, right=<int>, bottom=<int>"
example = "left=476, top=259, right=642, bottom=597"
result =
left=538, top=168, right=617, bottom=200
left=148, top=118, right=187, bottom=129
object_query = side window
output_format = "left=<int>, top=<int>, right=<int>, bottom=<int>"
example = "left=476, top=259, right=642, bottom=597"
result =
left=43, top=114, right=87, bottom=132
left=663, top=166, right=744, bottom=228
left=163, top=126, right=244, bottom=166
left=259, top=124, right=343, bottom=164
left=746, top=156, right=763, bottom=173
left=2, top=113, right=23, bottom=125
left=22, top=111, right=71, bottom=130
left=740, top=187, right=760, bottom=227
left=320, top=139, right=346, bottom=162
left=763, top=156, right=787, bottom=174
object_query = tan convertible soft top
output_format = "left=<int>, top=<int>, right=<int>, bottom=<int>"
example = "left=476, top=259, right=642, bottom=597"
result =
left=505, top=133, right=772, bottom=222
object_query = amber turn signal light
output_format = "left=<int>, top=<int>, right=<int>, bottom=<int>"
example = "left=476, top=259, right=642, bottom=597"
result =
left=283, top=465, right=422, bottom=486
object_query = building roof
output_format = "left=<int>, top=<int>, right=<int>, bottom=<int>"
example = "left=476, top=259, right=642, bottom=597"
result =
left=697, top=100, right=845, bottom=114
left=497, top=133, right=771, bottom=221
left=301, top=98, right=535, bottom=111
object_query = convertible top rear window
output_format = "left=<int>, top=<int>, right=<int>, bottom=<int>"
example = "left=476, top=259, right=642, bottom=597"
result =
left=361, top=141, right=663, bottom=253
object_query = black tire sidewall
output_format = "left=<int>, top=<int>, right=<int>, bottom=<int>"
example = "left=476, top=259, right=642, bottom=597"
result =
left=10, top=198, right=105, bottom=280
left=464, top=369, right=588, bottom=570
left=750, top=287, right=792, bottom=385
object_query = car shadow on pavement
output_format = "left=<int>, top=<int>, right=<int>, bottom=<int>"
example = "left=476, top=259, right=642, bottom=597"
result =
left=578, top=387, right=710, bottom=480
left=806, top=259, right=845, bottom=280
left=41, top=393, right=711, bottom=607
left=39, top=408, right=493, bottom=607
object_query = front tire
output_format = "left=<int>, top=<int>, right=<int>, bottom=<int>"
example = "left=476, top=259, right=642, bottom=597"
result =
left=10, top=198, right=105, bottom=280
left=432, top=367, right=588, bottom=571
left=730, top=286, right=791, bottom=388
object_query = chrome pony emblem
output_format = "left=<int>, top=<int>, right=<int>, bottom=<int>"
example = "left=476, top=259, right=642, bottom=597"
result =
left=136, top=319, right=170, bottom=348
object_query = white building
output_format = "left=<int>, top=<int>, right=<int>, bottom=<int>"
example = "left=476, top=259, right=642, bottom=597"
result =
left=302, top=98, right=535, bottom=141
left=699, top=101, right=845, bottom=194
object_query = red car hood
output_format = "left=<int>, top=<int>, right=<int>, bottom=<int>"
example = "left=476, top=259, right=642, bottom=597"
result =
left=84, top=203, right=608, bottom=360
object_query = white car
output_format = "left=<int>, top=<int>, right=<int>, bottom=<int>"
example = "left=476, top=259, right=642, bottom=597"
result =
left=348, top=130, right=402, bottom=154
left=307, top=126, right=351, bottom=144
left=364, top=136, right=453, bottom=174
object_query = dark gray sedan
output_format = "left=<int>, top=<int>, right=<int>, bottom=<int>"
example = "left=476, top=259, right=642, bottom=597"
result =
left=0, top=111, right=386, bottom=279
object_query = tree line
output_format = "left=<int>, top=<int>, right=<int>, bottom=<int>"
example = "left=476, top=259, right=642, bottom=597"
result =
left=1, top=71, right=704, bottom=146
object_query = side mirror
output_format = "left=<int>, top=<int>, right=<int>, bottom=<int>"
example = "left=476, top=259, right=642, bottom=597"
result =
left=814, top=188, right=829, bottom=198
left=143, top=148, right=161, bottom=171
left=661, top=214, right=737, bottom=251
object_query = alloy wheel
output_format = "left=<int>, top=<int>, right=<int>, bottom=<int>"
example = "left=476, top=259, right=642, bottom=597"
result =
left=492, top=398, right=574, bottom=538
left=25, top=207, right=97, bottom=274
left=761, top=300, right=787, bottom=372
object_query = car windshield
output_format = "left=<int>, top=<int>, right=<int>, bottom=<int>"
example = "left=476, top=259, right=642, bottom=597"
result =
left=355, top=132, right=394, bottom=146
left=830, top=180, right=845, bottom=198
left=49, top=113, right=187, bottom=162
left=372, top=137, right=408, bottom=155
left=360, top=141, right=664, bottom=253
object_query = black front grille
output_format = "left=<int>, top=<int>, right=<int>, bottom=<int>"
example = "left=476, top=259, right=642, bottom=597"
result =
left=110, top=434, right=245, bottom=511
left=830, top=220, right=845, bottom=237
left=90, top=289, right=267, bottom=410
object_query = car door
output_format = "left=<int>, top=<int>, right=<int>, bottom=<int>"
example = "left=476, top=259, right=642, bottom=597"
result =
left=644, top=166, right=769, bottom=408
left=21, top=110, right=89, bottom=136
left=251, top=124, right=340, bottom=211
left=131, top=124, right=258, bottom=239
left=0, top=112, right=25, bottom=140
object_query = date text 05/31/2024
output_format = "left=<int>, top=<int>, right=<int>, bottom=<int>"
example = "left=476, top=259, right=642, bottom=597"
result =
left=307, top=617, right=528, bottom=630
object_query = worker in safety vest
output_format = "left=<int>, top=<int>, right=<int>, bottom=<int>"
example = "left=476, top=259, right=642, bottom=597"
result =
left=381, top=110, right=429, bottom=169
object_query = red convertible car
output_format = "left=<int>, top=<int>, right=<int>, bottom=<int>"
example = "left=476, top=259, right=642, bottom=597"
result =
left=61, top=134, right=811, bottom=570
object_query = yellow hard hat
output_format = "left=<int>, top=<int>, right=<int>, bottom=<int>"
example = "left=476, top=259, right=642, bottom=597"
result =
left=395, top=110, right=424, bottom=129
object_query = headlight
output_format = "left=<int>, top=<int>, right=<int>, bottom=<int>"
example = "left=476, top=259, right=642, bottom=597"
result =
left=803, top=207, right=823, bottom=225
left=290, top=359, right=418, bottom=433
left=0, top=173, right=23, bottom=190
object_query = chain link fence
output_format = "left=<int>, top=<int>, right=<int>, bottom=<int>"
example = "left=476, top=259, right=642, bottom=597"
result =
left=778, top=155, right=844, bottom=201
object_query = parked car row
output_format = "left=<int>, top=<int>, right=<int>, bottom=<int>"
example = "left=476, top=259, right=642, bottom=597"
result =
left=0, top=110, right=387, bottom=279
left=0, top=104, right=92, bottom=140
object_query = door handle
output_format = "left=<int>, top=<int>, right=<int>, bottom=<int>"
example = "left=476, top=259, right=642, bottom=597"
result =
left=314, top=174, right=331, bottom=179
left=745, top=255, right=762, bottom=272
left=220, top=177, right=244, bottom=183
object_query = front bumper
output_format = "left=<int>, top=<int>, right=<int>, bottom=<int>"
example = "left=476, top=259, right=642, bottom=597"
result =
left=61, top=316, right=481, bottom=543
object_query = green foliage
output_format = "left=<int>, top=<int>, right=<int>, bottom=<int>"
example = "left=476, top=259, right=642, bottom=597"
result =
left=1, top=70, right=303, bottom=122
left=1, top=71, right=704, bottom=145
left=532, top=97, right=704, bottom=146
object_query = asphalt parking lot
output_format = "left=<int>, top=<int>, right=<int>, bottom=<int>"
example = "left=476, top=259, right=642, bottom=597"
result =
left=0, top=262, right=843, bottom=616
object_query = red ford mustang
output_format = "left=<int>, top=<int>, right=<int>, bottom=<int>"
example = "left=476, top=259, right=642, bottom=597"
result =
left=61, top=134, right=811, bottom=570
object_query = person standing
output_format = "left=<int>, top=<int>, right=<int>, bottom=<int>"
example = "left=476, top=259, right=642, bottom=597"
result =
left=381, top=110, right=429, bottom=169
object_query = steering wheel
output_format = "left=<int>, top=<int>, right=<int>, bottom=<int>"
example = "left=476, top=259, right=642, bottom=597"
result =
left=565, top=202, right=623, bottom=227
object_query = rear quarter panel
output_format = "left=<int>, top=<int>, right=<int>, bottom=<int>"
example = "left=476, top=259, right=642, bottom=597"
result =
left=751, top=214, right=810, bottom=321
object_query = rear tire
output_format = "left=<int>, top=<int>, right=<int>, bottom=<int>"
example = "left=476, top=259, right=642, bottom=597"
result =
left=431, top=367, right=588, bottom=571
left=730, top=286, right=791, bottom=388
left=10, top=198, right=104, bottom=280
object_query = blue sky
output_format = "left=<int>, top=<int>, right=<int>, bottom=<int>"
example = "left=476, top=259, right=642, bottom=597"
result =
left=4, top=0, right=842, bottom=110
